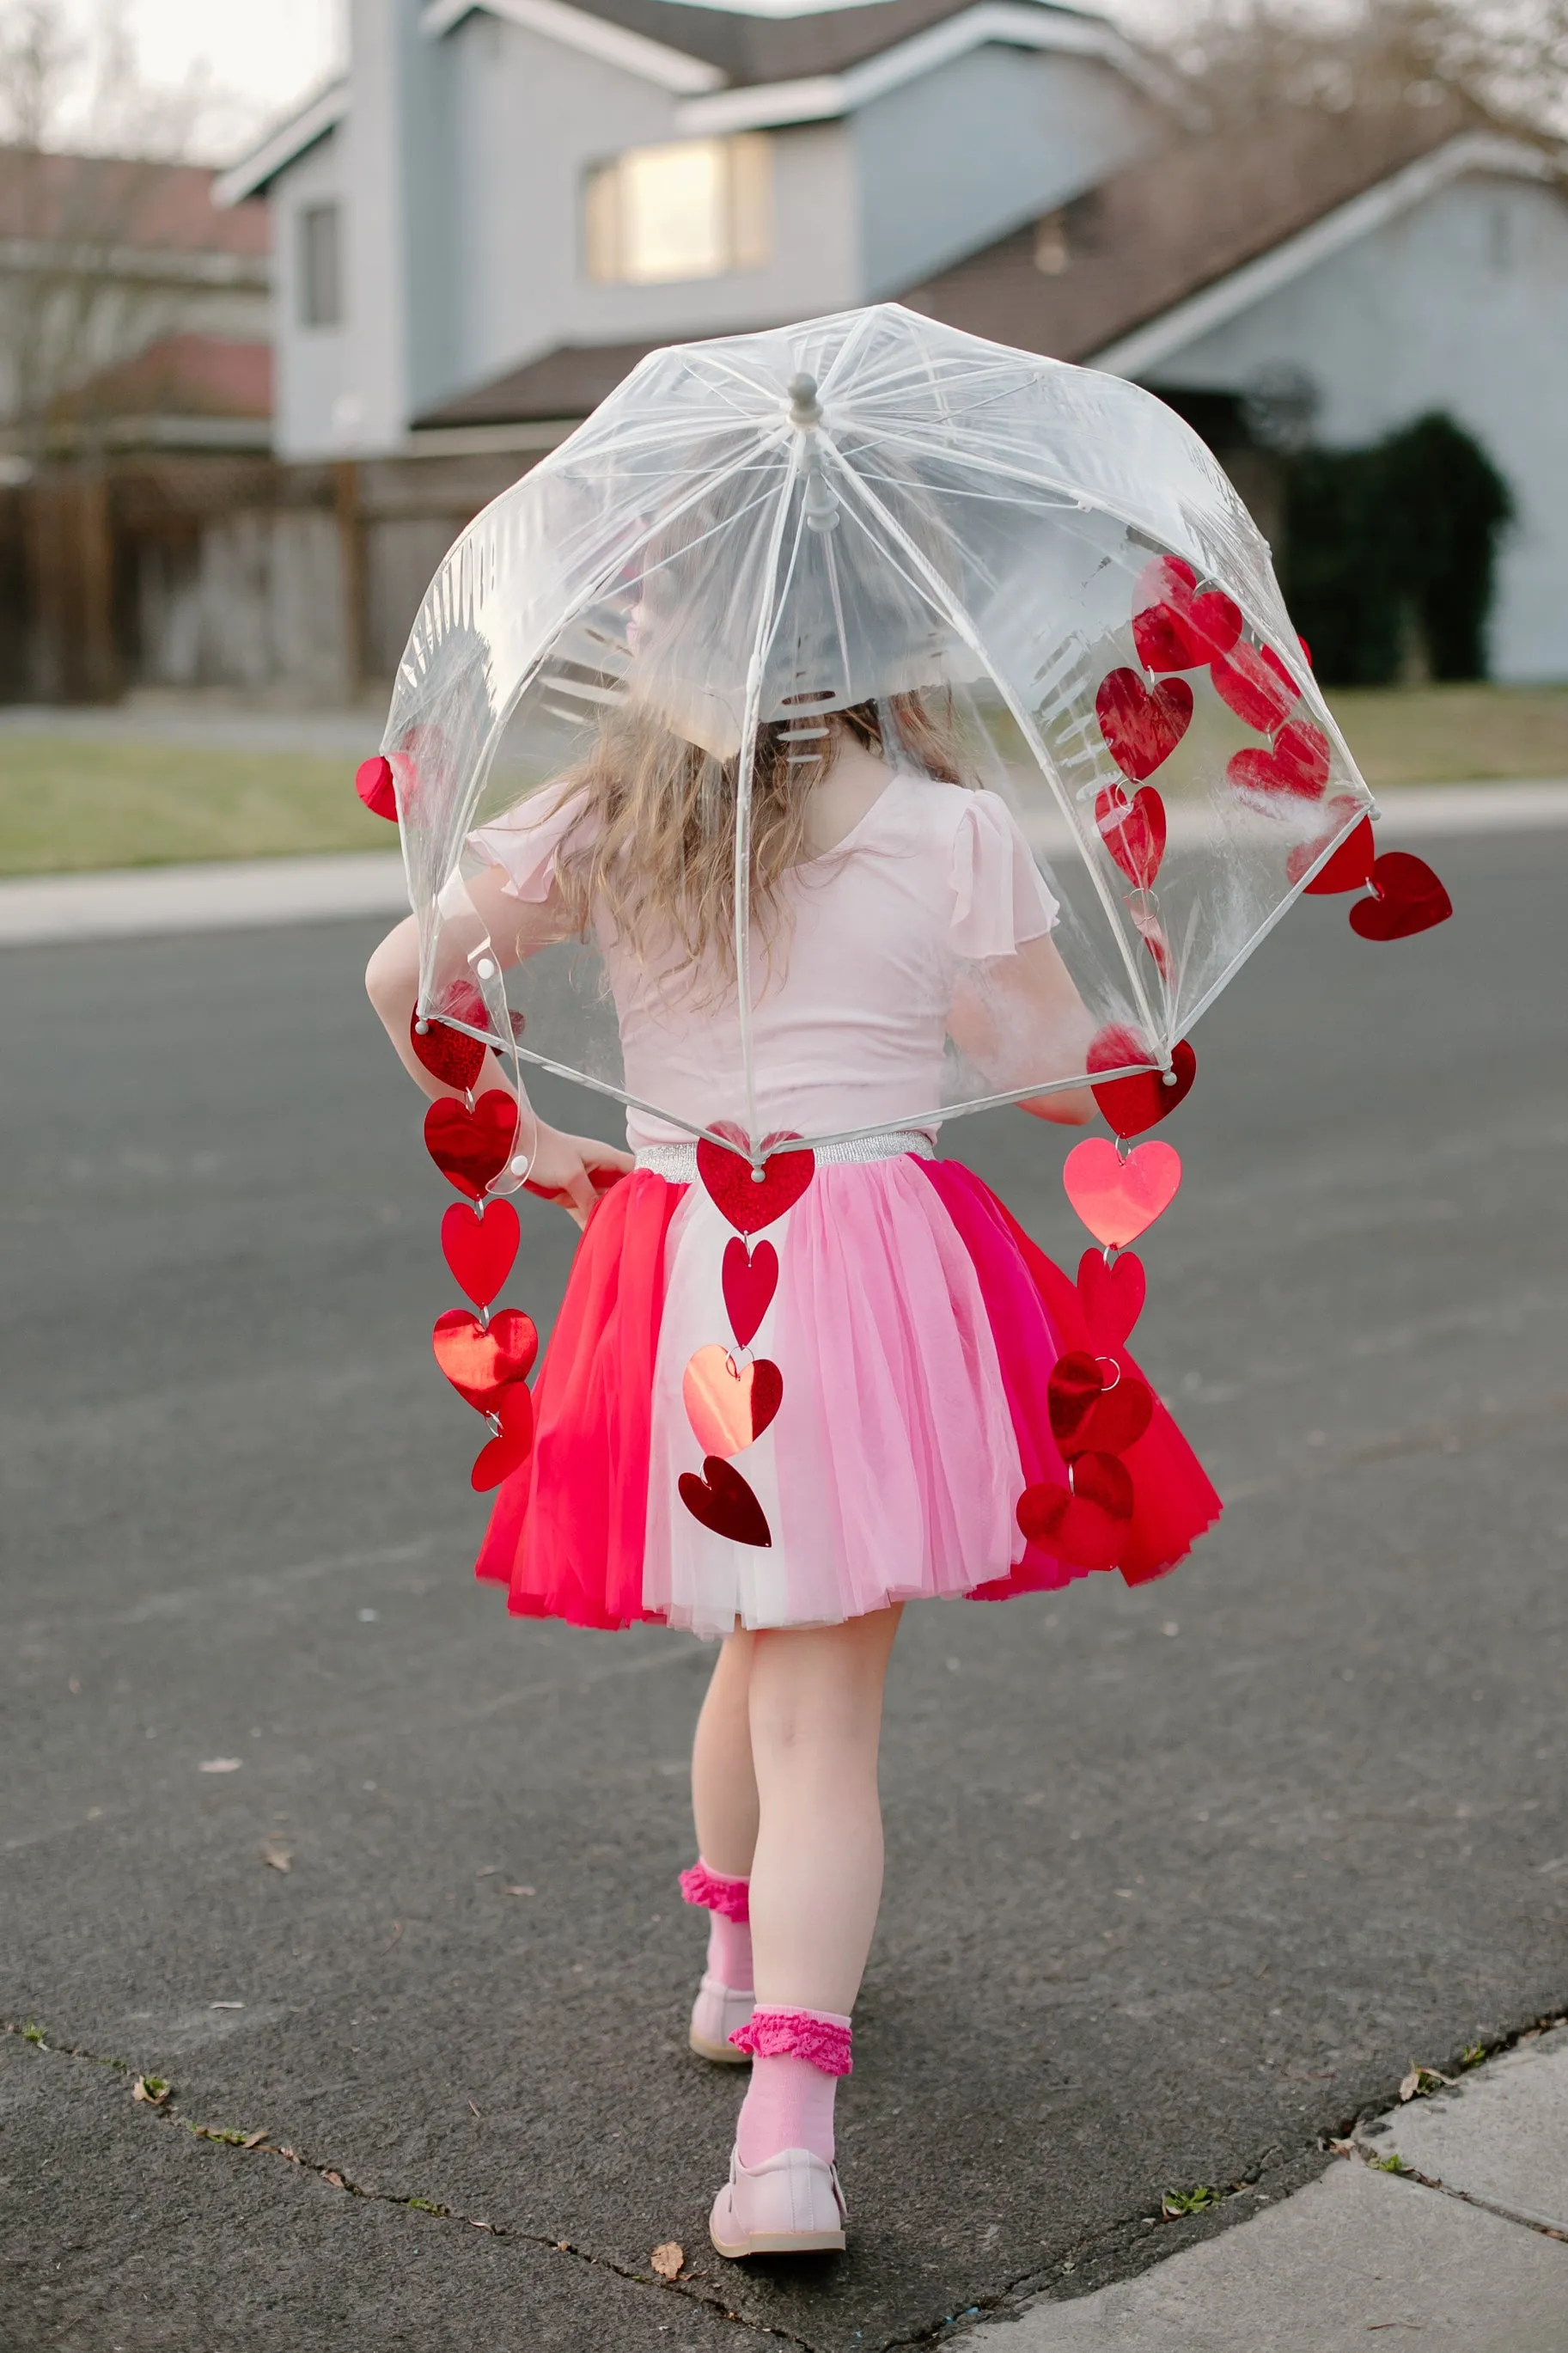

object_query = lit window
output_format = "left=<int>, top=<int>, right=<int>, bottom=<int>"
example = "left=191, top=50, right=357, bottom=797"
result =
left=298, top=201, right=343, bottom=328
left=584, top=136, right=771, bottom=285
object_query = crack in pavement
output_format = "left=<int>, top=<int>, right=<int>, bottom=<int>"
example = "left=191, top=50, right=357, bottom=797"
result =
left=2, top=2019, right=816, bottom=2349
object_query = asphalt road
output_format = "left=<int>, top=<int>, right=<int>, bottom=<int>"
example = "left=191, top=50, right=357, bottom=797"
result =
left=3, top=828, right=1565, bottom=2353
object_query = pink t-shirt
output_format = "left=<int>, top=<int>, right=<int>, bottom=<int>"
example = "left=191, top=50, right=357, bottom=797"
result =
left=470, top=771, right=1058, bottom=1148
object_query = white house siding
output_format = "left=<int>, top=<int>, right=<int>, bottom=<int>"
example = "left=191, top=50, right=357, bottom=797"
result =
left=1136, top=170, right=1568, bottom=681
left=272, top=130, right=351, bottom=460
left=448, top=10, right=859, bottom=392
left=854, top=46, right=1152, bottom=299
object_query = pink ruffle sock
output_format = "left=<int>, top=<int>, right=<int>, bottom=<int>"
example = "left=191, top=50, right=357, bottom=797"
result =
left=680, top=1860, right=753, bottom=1990
left=730, top=2008, right=853, bottom=2167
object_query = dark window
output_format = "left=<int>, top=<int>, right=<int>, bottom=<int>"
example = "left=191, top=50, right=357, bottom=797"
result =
left=298, top=202, right=342, bottom=328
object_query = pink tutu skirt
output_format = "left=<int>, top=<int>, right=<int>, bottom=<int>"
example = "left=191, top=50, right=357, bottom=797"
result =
left=476, top=1154, right=1221, bottom=1636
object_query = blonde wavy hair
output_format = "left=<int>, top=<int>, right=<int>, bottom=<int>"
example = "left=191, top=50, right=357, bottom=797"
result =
left=552, top=690, right=970, bottom=979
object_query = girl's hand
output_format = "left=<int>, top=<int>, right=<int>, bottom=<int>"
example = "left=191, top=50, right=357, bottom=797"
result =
left=522, top=1123, right=635, bottom=1227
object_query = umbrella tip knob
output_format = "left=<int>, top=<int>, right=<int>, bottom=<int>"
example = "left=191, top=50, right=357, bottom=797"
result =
left=787, top=373, right=821, bottom=427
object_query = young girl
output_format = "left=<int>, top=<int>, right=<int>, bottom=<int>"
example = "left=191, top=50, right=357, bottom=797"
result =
left=366, top=689, right=1219, bottom=2258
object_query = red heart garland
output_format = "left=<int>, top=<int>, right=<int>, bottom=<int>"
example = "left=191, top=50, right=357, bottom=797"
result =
left=1227, top=718, right=1330, bottom=805
left=424, top=1090, right=519, bottom=1201
left=696, top=1125, right=816, bottom=1235
left=411, top=1009, right=486, bottom=1093
left=1017, top=1451, right=1133, bottom=1572
left=723, top=1237, right=778, bottom=1348
left=1086, top=1026, right=1197, bottom=1139
left=1062, top=1137, right=1181, bottom=1249
left=470, top=1381, right=535, bottom=1492
left=1124, top=889, right=1174, bottom=981
left=1095, top=785, right=1167, bottom=889
left=1349, top=852, right=1453, bottom=941
left=1211, top=644, right=1300, bottom=734
left=440, top=1198, right=520, bottom=1309
left=1095, top=669, right=1193, bottom=783
left=1286, top=799, right=1376, bottom=893
left=679, top=1456, right=772, bottom=1548
left=1077, top=1248, right=1145, bottom=1348
left=1131, top=557, right=1242, bottom=672
left=1046, top=1353, right=1155, bottom=1457
left=431, top=1306, right=539, bottom=1409
left=356, top=755, right=398, bottom=822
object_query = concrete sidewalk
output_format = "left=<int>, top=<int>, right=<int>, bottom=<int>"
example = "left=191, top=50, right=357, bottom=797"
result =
left=977, top=2025, right=1568, bottom=2350
left=2, top=779, right=1565, bottom=948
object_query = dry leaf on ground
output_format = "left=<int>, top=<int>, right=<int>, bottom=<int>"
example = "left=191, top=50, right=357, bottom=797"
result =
left=650, top=2241, right=684, bottom=2279
left=131, top=2075, right=170, bottom=2106
left=198, top=1758, right=242, bottom=1774
left=260, top=1838, right=292, bottom=1873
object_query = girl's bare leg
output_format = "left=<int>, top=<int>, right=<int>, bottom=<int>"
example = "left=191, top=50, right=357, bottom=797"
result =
left=691, top=1629, right=760, bottom=1878
left=746, top=1605, right=902, bottom=2014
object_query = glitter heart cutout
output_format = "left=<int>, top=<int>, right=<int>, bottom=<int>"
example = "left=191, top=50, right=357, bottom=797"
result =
left=1086, top=1027, right=1197, bottom=1139
left=1227, top=718, right=1330, bottom=805
left=1063, top=1137, right=1181, bottom=1249
left=683, top=1345, right=784, bottom=1458
left=1095, top=785, right=1167, bottom=889
left=679, top=1456, right=772, bottom=1548
left=1131, top=557, right=1242, bottom=672
left=723, top=1238, right=778, bottom=1348
left=411, top=1008, right=486, bottom=1093
left=424, top=1091, right=519, bottom=1201
left=440, top=1199, right=520, bottom=1309
left=1095, top=669, right=1193, bottom=783
left=1211, top=643, right=1300, bottom=734
left=1286, top=799, right=1376, bottom=893
left=356, top=755, right=399, bottom=821
left=470, top=1382, right=534, bottom=1492
left=1349, top=853, right=1453, bottom=941
left=431, top=1306, right=539, bottom=1409
left=1017, top=1452, right=1133, bottom=1572
left=697, top=1124, right=815, bottom=1234
left=1077, top=1248, right=1145, bottom=1348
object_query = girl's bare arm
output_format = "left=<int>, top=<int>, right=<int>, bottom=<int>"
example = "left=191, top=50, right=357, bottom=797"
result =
left=948, top=933, right=1098, bottom=1125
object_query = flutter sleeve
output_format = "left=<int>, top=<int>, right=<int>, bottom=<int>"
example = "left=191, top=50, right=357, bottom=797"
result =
left=467, top=785, right=592, bottom=905
left=949, top=789, right=1060, bottom=960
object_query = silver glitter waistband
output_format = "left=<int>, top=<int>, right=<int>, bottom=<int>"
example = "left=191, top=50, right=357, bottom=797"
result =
left=634, top=1128, right=935, bottom=1181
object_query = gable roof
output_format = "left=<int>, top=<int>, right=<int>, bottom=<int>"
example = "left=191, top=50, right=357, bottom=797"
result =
left=217, top=0, right=1146, bottom=199
left=900, top=99, right=1517, bottom=367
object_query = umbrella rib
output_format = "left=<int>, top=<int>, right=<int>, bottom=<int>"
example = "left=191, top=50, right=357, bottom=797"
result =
left=732, top=459, right=803, bottom=1159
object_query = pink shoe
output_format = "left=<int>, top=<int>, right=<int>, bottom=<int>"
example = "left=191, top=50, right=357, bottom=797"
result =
left=709, top=2144, right=848, bottom=2257
left=689, top=1971, right=754, bottom=2063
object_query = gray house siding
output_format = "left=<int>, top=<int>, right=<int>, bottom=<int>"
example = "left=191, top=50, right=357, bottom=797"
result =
left=272, top=131, right=351, bottom=459
left=1138, top=170, right=1568, bottom=681
left=854, top=46, right=1151, bottom=297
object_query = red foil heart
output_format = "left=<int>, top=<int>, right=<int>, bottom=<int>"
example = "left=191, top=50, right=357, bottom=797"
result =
left=1349, top=852, right=1453, bottom=941
left=1087, top=1027, right=1197, bottom=1138
left=440, top=1199, right=520, bottom=1308
left=431, top=1306, right=539, bottom=1409
left=1017, top=1452, right=1133, bottom=1571
left=696, top=1125, right=816, bottom=1234
left=470, top=1381, right=535, bottom=1492
left=411, top=1009, right=486, bottom=1093
left=723, top=1238, right=778, bottom=1348
left=1095, top=669, right=1193, bottom=782
left=1227, top=718, right=1330, bottom=805
left=1095, top=785, right=1167, bottom=889
left=1211, top=644, right=1300, bottom=734
left=683, top=1346, right=784, bottom=1458
left=1046, top=1354, right=1155, bottom=1458
left=424, top=1090, right=519, bottom=1200
left=1077, top=1248, right=1145, bottom=1348
left=1063, top=1137, right=1181, bottom=1248
left=356, top=755, right=398, bottom=822
left=1286, top=799, right=1376, bottom=893
left=1131, top=557, right=1242, bottom=672
left=679, top=1456, right=772, bottom=1548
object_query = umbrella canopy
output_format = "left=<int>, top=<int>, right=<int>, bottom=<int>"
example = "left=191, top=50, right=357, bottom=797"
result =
left=383, top=302, right=1371, bottom=1158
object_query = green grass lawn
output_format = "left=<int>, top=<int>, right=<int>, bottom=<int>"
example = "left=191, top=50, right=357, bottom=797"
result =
left=0, top=736, right=391, bottom=877
left=0, top=682, right=1565, bottom=877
